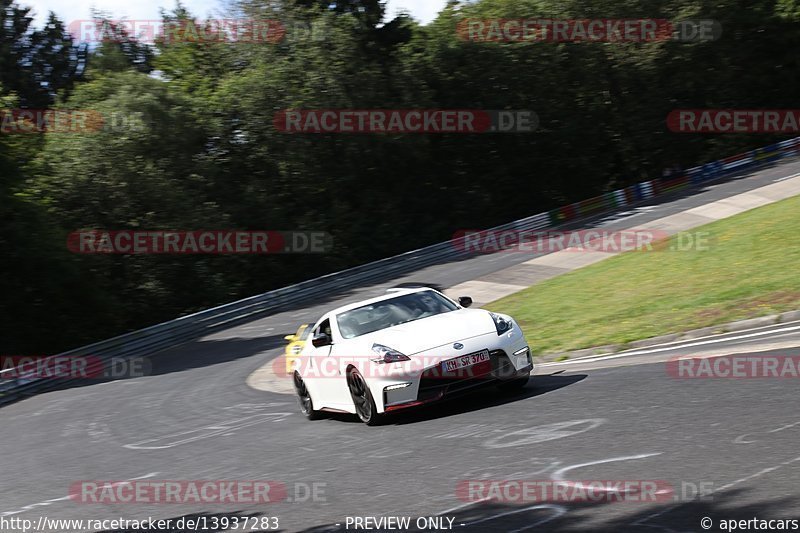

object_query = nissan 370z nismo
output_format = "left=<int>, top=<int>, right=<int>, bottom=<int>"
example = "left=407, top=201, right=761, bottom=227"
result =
left=291, top=287, right=533, bottom=425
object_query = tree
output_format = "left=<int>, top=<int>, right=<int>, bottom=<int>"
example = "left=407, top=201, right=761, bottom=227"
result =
left=86, top=17, right=154, bottom=74
left=291, top=0, right=384, bottom=28
left=1, top=3, right=86, bottom=107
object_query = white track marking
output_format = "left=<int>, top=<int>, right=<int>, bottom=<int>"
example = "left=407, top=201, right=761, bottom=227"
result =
left=123, top=413, right=291, bottom=449
left=507, top=505, right=568, bottom=532
left=437, top=498, right=491, bottom=516
left=465, top=504, right=566, bottom=530
left=714, top=455, right=800, bottom=493
left=634, top=454, right=800, bottom=529
left=735, top=420, right=800, bottom=444
left=484, top=419, right=606, bottom=448
left=547, top=323, right=800, bottom=365
left=550, top=453, right=663, bottom=496
left=774, top=172, right=800, bottom=182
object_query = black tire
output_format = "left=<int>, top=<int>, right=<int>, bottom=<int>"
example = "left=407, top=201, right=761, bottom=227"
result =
left=294, top=372, right=322, bottom=420
left=497, top=372, right=530, bottom=393
left=347, top=369, right=386, bottom=426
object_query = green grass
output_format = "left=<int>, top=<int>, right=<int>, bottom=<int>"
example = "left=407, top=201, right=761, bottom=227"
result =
left=487, top=194, right=800, bottom=355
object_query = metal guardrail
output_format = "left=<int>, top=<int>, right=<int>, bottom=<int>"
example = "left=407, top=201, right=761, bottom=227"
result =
left=2, top=136, right=799, bottom=405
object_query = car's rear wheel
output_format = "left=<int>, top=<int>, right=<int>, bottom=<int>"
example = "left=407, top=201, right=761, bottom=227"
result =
left=497, top=372, right=530, bottom=393
left=347, top=369, right=385, bottom=426
left=294, top=372, right=322, bottom=420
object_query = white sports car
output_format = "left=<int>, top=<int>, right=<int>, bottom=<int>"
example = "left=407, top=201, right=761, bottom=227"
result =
left=292, top=287, right=533, bottom=425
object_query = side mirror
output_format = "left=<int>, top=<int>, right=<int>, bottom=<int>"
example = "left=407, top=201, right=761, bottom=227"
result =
left=459, top=296, right=473, bottom=308
left=312, top=332, right=333, bottom=348
left=284, top=335, right=297, bottom=342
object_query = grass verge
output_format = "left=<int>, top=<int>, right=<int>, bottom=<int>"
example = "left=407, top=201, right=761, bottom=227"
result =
left=486, top=194, right=800, bottom=355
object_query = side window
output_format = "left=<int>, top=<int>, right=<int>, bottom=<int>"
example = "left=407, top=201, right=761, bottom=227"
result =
left=313, top=319, right=332, bottom=339
left=320, top=319, right=332, bottom=338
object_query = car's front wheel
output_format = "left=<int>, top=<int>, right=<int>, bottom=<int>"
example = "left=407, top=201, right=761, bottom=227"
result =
left=347, top=369, right=386, bottom=426
left=294, top=372, right=322, bottom=420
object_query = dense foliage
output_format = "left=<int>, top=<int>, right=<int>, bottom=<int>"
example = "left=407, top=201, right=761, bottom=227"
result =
left=2, top=0, right=798, bottom=353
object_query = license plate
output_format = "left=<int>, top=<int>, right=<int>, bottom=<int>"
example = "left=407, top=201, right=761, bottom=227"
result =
left=442, top=350, right=490, bottom=373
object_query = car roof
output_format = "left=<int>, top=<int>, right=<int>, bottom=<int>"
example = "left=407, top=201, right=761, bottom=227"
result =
left=329, top=287, right=438, bottom=316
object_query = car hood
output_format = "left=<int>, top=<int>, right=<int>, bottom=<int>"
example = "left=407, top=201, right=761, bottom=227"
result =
left=349, top=309, right=497, bottom=356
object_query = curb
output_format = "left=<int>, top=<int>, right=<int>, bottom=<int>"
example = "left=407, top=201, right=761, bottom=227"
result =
left=538, top=308, right=800, bottom=363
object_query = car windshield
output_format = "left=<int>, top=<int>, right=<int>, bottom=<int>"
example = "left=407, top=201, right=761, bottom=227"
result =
left=336, top=290, right=459, bottom=339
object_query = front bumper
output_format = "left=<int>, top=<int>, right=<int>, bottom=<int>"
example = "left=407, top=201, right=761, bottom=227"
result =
left=381, top=345, right=533, bottom=413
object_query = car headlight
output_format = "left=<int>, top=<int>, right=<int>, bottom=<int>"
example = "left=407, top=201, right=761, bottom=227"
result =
left=371, top=343, right=411, bottom=364
left=490, top=312, right=514, bottom=335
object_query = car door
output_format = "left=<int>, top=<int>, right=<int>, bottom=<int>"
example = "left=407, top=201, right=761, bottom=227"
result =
left=300, top=316, right=333, bottom=407
left=302, top=315, right=358, bottom=412
left=325, top=316, right=361, bottom=409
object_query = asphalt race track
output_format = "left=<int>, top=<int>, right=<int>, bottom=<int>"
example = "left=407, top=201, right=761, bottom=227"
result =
left=2, top=159, right=800, bottom=533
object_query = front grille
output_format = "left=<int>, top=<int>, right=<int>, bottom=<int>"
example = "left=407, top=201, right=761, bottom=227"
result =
left=490, top=349, right=519, bottom=379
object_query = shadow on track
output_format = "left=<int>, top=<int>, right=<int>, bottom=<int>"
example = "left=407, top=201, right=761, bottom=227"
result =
left=8, top=334, right=289, bottom=401
left=317, top=373, right=587, bottom=426
left=146, top=335, right=288, bottom=376
left=297, top=487, right=798, bottom=533
left=90, top=487, right=799, bottom=532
